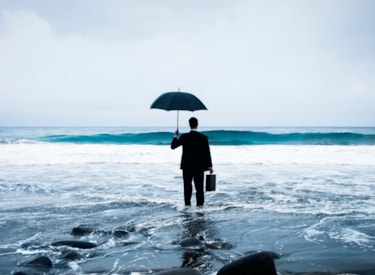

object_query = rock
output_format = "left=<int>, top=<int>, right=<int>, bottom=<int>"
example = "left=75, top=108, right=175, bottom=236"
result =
left=205, top=241, right=233, bottom=249
left=112, top=229, right=129, bottom=238
left=245, top=250, right=280, bottom=259
left=71, top=225, right=94, bottom=236
left=71, top=225, right=129, bottom=238
left=61, top=250, right=82, bottom=260
left=23, top=255, right=53, bottom=268
left=51, top=240, right=97, bottom=249
left=217, top=251, right=277, bottom=275
left=155, top=267, right=204, bottom=274
left=179, top=237, right=204, bottom=248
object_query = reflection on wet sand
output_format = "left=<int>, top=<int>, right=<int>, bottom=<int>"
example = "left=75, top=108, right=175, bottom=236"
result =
left=180, top=211, right=221, bottom=270
left=181, top=211, right=212, bottom=270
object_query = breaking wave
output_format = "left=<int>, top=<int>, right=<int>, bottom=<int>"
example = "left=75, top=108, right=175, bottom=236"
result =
left=38, top=130, right=375, bottom=145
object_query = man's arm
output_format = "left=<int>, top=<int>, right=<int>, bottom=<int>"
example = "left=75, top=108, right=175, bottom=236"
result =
left=171, top=131, right=182, bottom=149
left=205, top=136, right=213, bottom=173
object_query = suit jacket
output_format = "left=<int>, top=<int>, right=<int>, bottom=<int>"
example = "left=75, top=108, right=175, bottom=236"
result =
left=171, top=130, right=212, bottom=171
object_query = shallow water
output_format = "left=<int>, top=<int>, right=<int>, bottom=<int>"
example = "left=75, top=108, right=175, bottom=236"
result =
left=0, top=135, right=375, bottom=274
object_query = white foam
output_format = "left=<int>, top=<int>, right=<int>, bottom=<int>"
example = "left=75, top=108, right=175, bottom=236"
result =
left=1, top=144, right=375, bottom=166
left=334, top=228, right=374, bottom=246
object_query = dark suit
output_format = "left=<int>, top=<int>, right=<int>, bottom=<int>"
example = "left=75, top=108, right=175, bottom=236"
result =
left=171, top=130, right=213, bottom=206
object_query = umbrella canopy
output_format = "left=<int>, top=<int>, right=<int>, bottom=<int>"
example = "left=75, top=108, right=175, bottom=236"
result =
left=150, top=91, right=207, bottom=111
left=150, top=90, right=207, bottom=130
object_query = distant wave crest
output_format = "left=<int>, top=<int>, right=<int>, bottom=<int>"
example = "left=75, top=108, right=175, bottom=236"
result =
left=40, top=130, right=375, bottom=146
left=42, top=132, right=172, bottom=145
left=207, top=130, right=375, bottom=145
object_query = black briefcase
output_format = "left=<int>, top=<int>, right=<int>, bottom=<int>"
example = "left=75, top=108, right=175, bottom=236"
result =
left=206, top=174, right=216, bottom=192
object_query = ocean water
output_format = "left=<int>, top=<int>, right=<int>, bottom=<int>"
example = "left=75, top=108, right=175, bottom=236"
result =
left=0, top=127, right=374, bottom=275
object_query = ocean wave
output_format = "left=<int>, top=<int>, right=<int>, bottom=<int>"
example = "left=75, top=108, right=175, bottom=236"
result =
left=42, top=132, right=172, bottom=145
left=40, top=130, right=375, bottom=146
left=0, top=139, right=40, bottom=145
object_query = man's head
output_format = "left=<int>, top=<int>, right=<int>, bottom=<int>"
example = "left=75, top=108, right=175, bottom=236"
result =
left=189, top=117, right=198, bottom=129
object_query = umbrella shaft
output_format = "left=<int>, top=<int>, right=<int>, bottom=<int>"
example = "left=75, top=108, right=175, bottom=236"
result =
left=177, top=110, right=179, bottom=131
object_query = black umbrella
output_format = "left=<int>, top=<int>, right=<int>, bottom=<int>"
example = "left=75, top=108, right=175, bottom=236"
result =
left=150, top=89, right=207, bottom=130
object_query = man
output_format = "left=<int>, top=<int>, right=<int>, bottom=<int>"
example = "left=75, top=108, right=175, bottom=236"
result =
left=171, top=117, right=213, bottom=206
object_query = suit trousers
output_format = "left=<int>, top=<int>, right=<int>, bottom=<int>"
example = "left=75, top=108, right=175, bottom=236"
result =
left=183, top=169, right=204, bottom=206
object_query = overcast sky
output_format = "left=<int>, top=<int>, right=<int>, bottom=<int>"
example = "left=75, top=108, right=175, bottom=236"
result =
left=0, top=0, right=374, bottom=127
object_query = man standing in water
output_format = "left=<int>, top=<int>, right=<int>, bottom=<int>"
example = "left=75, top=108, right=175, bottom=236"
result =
left=171, top=117, right=213, bottom=206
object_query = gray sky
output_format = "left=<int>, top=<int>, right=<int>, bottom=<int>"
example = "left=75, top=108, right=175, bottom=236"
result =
left=0, top=0, right=374, bottom=127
